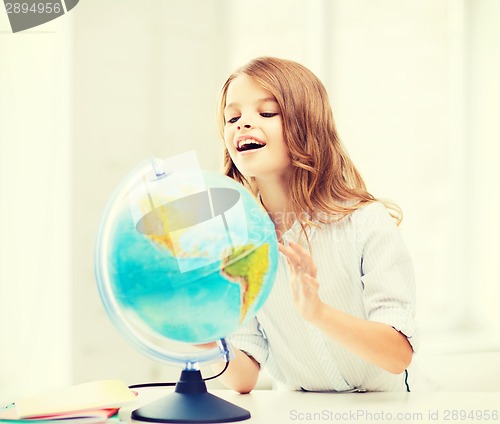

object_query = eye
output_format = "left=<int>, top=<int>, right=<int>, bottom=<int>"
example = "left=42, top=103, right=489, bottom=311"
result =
left=260, top=112, right=278, bottom=118
left=227, top=116, right=240, bottom=124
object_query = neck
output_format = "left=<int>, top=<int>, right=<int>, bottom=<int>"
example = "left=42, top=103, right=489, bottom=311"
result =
left=255, top=177, right=294, bottom=240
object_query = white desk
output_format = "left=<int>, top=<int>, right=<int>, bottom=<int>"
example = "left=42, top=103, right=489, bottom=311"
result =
left=121, top=388, right=500, bottom=424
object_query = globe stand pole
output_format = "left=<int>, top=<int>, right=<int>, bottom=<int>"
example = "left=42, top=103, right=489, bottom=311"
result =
left=131, top=369, right=251, bottom=423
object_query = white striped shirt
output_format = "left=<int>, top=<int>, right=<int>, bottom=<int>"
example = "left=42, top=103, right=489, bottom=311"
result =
left=228, top=202, right=418, bottom=392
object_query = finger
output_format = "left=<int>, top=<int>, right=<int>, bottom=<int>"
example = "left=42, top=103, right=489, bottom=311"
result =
left=303, top=273, right=320, bottom=291
left=282, top=244, right=312, bottom=278
left=288, top=241, right=317, bottom=277
left=278, top=243, right=303, bottom=271
left=193, top=341, right=218, bottom=349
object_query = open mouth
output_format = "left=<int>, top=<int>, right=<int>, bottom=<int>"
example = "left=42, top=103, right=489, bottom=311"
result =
left=236, top=138, right=266, bottom=152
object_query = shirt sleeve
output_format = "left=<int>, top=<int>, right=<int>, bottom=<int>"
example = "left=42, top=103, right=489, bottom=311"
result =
left=227, top=317, right=269, bottom=366
left=355, top=202, right=419, bottom=352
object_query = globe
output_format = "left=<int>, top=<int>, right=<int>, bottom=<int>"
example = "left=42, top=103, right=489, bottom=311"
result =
left=95, top=156, right=278, bottom=358
left=94, top=155, right=278, bottom=423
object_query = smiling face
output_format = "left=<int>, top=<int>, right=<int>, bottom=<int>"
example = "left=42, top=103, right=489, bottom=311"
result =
left=223, top=74, right=292, bottom=182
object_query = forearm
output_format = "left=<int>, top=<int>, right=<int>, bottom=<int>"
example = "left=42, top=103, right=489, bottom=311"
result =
left=209, top=345, right=260, bottom=394
left=311, top=303, right=413, bottom=374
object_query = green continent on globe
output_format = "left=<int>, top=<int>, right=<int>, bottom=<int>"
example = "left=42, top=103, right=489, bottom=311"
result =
left=221, top=243, right=270, bottom=322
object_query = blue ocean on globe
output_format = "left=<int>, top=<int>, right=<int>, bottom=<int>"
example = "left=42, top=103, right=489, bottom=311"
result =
left=96, top=162, right=278, bottom=345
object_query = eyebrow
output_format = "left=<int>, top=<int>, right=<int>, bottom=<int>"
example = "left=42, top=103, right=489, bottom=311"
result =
left=224, top=97, right=278, bottom=112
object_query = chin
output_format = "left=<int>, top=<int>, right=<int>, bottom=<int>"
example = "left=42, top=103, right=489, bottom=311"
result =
left=232, top=163, right=259, bottom=179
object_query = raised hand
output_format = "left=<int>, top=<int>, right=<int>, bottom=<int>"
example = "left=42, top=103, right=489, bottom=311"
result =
left=278, top=240, right=324, bottom=323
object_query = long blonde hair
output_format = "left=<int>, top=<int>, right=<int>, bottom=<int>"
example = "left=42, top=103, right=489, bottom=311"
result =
left=217, top=57, right=402, bottom=227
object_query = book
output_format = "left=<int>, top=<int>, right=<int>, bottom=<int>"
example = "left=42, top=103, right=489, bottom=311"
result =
left=0, top=409, right=118, bottom=424
left=0, top=380, right=136, bottom=423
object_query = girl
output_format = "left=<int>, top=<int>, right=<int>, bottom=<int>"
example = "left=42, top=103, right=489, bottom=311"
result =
left=215, top=57, right=417, bottom=393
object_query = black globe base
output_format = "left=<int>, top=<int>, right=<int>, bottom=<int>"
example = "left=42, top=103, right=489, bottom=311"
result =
left=131, top=369, right=251, bottom=423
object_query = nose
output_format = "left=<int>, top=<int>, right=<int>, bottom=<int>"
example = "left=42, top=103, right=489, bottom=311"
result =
left=237, top=122, right=251, bottom=130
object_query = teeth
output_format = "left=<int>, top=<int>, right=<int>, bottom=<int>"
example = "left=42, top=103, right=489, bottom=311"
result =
left=237, top=138, right=265, bottom=150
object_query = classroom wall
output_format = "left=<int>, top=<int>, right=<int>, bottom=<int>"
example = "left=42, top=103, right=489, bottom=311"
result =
left=0, top=14, right=72, bottom=400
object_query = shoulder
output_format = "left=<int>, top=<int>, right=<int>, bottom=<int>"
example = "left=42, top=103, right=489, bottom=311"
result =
left=320, top=201, right=397, bottom=232
left=347, top=202, right=403, bottom=253
left=313, top=202, right=394, bottom=233
left=310, top=202, right=398, bottom=245
left=350, top=201, right=397, bottom=226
